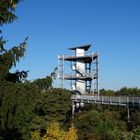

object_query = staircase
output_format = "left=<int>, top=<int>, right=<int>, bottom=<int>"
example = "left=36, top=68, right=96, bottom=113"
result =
left=72, top=65, right=93, bottom=78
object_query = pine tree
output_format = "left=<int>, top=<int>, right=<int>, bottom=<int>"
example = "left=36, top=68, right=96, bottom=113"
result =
left=0, top=0, right=28, bottom=82
left=0, top=0, right=21, bottom=25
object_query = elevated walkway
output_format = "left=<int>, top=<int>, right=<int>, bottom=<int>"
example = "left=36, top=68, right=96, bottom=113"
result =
left=71, top=95, right=140, bottom=119
left=71, top=95, right=140, bottom=107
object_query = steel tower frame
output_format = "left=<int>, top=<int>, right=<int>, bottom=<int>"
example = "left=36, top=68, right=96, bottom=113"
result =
left=58, top=45, right=99, bottom=95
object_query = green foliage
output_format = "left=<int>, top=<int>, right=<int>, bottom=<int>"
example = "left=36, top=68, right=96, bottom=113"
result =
left=100, top=87, right=140, bottom=96
left=50, top=67, right=58, bottom=80
left=0, top=0, right=22, bottom=25
left=32, top=76, right=53, bottom=91
left=32, top=88, right=72, bottom=130
left=0, top=81, right=41, bottom=139
left=117, top=87, right=140, bottom=96
left=132, top=127, right=140, bottom=140
left=129, top=110, right=140, bottom=130
left=94, top=113, right=119, bottom=140
left=120, top=127, right=140, bottom=140
left=0, top=0, right=28, bottom=83
left=100, top=88, right=116, bottom=96
left=74, top=110, right=128, bottom=140
left=0, top=38, right=28, bottom=81
left=0, top=77, right=140, bottom=140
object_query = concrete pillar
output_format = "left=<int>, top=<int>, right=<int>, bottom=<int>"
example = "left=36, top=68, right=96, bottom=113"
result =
left=76, top=48, right=85, bottom=94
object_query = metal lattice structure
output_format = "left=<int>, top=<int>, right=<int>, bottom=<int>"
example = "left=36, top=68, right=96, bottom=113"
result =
left=58, top=44, right=99, bottom=95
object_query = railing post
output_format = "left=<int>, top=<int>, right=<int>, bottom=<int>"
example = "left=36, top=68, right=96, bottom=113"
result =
left=127, top=97, right=129, bottom=104
left=109, top=96, right=111, bottom=104
left=101, top=96, right=103, bottom=104
left=119, top=96, right=120, bottom=105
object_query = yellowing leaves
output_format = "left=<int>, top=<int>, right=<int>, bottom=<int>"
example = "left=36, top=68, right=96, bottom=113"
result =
left=31, top=130, right=41, bottom=140
left=65, top=124, right=78, bottom=140
left=12, top=3, right=16, bottom=8
left=31, top=122, right=78, bottom=140
left=10, top=0, right=16, bottom=8
left=44, top=122, right=66, bottom=140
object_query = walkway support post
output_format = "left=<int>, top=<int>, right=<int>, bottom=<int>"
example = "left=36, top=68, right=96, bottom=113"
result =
left=127, top=105, right=130, bottom=121
left=72, top=101, right=75, bottom=119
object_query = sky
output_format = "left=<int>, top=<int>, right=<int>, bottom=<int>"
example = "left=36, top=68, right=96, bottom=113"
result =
left=2, top=0, right=140, bottom=90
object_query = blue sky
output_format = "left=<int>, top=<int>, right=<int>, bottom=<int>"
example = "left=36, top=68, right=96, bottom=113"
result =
left=2, top=0, right=140, bottom=90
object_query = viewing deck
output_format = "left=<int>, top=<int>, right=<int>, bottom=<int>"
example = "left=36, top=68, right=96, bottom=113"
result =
left=58, top=53, right=98, bottom=63
left=58, top=73, right=98, bottom=80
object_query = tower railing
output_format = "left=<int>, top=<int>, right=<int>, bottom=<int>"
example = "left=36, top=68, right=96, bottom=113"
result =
left=58, top=52, right=98, bottom=60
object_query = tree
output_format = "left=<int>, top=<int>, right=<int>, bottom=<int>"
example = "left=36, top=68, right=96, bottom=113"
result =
left=32, top=88, right=72, bottom=130
left=129, top=110, right=140, bottom=130
left=0, top=0, right=28, bottom=83
left=31, top=122, right=78, bottom=140
left=0, top=1, right=33, bottom=139
left=32, top=76, right=53, bottom=91
left=0, top=81, right=41, bottom=139
left=0, top=0, right=24, bottom=25
left=73, top=110, right=127, bottom=140
left=65, top=123, right=78, bottom=140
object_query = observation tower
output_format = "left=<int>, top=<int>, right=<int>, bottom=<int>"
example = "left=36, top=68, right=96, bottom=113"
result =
left=58, top=44, right=99, bottom=95
left=58, top=44, right=140, bottom=119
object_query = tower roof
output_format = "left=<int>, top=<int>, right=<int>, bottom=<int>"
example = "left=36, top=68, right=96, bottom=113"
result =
left=68, top=44, right=91, bottom=51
